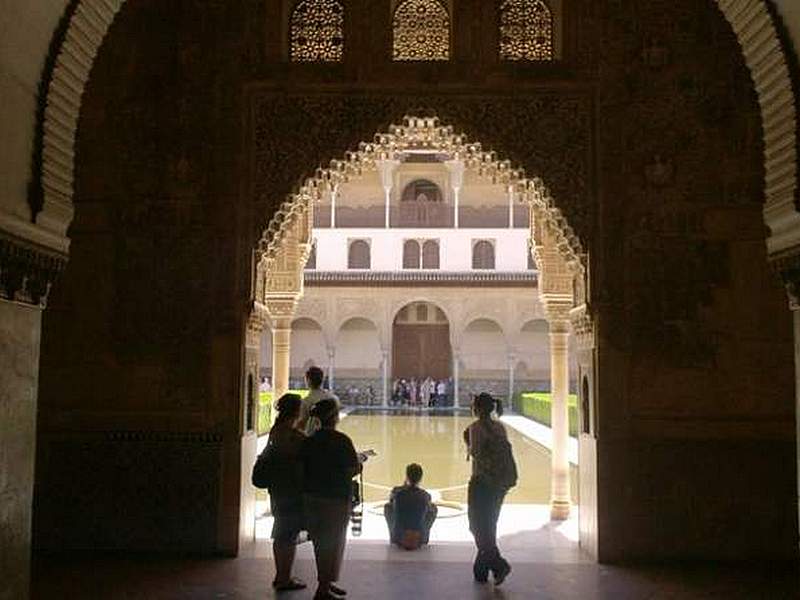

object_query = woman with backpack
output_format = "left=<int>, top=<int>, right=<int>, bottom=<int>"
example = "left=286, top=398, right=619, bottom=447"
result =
left=264, top=393, right=307, bottom=592
left=463, top=392, right=517, bottom=586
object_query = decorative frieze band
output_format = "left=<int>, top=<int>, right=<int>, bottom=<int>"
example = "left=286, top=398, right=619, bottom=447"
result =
left=0, top=233, right=67, bottom=306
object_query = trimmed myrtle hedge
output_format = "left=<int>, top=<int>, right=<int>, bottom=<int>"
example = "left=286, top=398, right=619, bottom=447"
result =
left=258, top=390, right=310, bottom=435
left=513, top=392, right=579, bottom=438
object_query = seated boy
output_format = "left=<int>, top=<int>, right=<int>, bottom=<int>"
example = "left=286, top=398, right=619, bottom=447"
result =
left=383, top=463, right=438, bottom=550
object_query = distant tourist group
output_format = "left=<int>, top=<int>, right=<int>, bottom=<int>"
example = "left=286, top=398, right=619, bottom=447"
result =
left=253, top=366, right=517, bottom=599
left=391, top=376, right=451, bottom=407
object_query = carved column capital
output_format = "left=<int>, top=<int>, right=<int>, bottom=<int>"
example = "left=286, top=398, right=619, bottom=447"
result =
left=771, top=250, right=800, bottom=311
left=0, top=233, right=67, bottom=307
left=265, top=297, right=298, bottom=328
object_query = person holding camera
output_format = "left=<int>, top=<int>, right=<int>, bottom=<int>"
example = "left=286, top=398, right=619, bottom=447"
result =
left=463, top=392, right=517, bottom=586
left=264, top=393, right=307, bottom=592
left=301, top=398, right=361, bottom=600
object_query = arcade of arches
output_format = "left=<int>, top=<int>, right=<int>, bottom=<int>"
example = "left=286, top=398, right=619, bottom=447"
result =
left=3, top=1, right=800, bottom=598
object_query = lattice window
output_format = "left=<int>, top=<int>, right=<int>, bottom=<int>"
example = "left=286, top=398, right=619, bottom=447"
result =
left=290, top=0, right=344, bottom=62
left=403, top=240, right=421, bottom=269
left=422, top=240, right=440, bottom=269
left=472, top=240, right=496, bottom=270
left=393, top=0, right=450, bottom=61
left=499, top=0, right=554, bottom=61
left=348, top=239, right=371, bottom=269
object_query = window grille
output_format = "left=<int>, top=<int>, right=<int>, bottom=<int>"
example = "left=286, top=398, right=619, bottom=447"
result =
left=290, top=0, right=344, bottom=62
left=393, top=0, right=450, bottom=61
left=499, top=0, right=554, bottom=61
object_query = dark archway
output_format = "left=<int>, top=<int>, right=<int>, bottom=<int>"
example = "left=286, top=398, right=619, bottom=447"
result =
left=392, top=301, right=452, bottom=381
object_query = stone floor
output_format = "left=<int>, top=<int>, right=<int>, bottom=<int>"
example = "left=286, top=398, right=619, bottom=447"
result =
left=32, top=535, right=800, bottom=599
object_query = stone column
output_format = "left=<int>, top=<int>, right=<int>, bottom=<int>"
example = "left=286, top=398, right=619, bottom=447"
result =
left=382, top=348, right=390, bottom=407
left=508, top=184, right=515, bottom=229
left=547, top=309, right=572, bottom=521
left=508, top=353, right=516, bottom=405
left=446, top=159, right=464, bottom=229
left=330, top=183, right=338, bottom=228
left=453, top=351, right=461, bottom=407
left=376, top=159, right=399, bottom=229
left=327, top=346, right=336, bottom=391
left=270, top=316, right=293, bottom=401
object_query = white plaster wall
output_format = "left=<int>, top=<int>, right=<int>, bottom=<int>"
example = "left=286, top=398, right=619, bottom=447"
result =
left=0, top=301, right=42, bottom=600
left=0, top=1, right=68, bottom=227
left=289, top=324, right=327, bottom=372
left=313, top=227, right=531, bottom=271
left=461, top=320, right=508, bottom=372
left=334, top=323, right=382, bottom=373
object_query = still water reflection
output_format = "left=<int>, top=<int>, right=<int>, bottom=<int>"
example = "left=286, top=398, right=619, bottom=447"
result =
left=339, top=413, right=578, bottom=505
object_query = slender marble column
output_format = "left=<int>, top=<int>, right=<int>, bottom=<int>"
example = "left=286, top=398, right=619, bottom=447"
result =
left=271, top=317, right=292, bottom=401
left=327, top=346, right=336, bottom=391
left=508, top=184, right=515, bottom=229
left=330, top=184, right=338, bottom=228
left=548, top=321, right=572, bottom=520
left=508, top=353, right=516, bottom=405
left=453, top=352, right=460, bottom=407
left=382, top=349, right=389, bottom=407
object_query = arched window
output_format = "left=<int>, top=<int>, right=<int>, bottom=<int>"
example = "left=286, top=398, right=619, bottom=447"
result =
left=401, top=179, right=443, bottom=203
left=499, top=0, right=554, bottom=61
left=290, top=0, right=344, bottom=62
left=422, top=240, right=440, bottom=269
left=305, top=241, right=317, bottom=270
left=393, top=0, right=450, bottom=61
left=472, top=240, right=495, bottom=270
left=348, top=239, right=371, bottom=269
left=403, top=240, right=421, bottom=269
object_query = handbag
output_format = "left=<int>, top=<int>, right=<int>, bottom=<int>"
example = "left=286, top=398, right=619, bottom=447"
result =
left=251, top=444, right=276, bottom=489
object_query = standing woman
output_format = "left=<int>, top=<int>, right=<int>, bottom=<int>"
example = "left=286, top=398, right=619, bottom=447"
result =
left=463, top=392, right=517, bottom=585
left=301, top=399, right=361, bottom=600
left=266, top=393, right=307, bottom=592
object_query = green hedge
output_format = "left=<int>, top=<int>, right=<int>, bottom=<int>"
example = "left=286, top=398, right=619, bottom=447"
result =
left=258, top=390, right=310, bottom=435
left=514, top=392, right=579, bottom=438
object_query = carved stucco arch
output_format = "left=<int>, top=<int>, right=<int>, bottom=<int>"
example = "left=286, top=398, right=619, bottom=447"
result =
left=39, top=1, right=799, bottom=261
left=462, top=316, right=512, bottom=354
left=259, top=115, right=584, bottom=275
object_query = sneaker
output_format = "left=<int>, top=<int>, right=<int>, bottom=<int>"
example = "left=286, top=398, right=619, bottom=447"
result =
left=272, top=578, right=307, bottom=592
left=329, top=583, right=347, bottom=596
left=493, top=562, right=512, bottom=586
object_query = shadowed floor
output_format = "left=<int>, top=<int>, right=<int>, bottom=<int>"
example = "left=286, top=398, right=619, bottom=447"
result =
left=32, top=549, right=800, bottom=600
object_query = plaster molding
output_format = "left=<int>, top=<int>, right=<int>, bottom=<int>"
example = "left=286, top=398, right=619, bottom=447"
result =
left=0, top=232, right=67, bottom=307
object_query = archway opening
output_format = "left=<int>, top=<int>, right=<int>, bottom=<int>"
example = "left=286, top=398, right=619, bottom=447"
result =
left=392, top=301, right=452, bottom=389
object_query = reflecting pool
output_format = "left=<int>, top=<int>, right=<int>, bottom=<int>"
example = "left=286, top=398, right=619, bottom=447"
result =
left=339, top=412, right=578, bottom=505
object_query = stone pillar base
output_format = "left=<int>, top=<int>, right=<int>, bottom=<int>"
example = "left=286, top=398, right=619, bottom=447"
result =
left=550, top=500, right=571, bottom=521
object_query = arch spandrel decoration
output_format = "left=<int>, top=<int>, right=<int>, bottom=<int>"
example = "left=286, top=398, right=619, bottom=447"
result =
left=500, top=0, right=554, bottom=61
left=392, top=0, right=450, bottom=61
left=290, top=0, right=345, bottom=62
left=39, top=0, right=798, bottom=266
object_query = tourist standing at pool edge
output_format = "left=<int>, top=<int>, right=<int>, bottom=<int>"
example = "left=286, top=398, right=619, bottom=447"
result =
left=301, top=398, right=361, bottom=600
left=300, top=366, right=340, bottom=436
left=464, top=392, right=517, bottom=585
